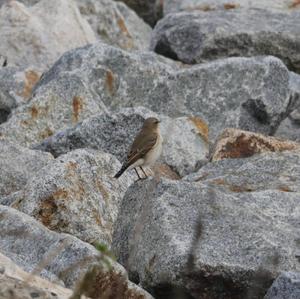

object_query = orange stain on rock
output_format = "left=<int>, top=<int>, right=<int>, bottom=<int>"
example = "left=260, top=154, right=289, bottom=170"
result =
left=289, top=0, right=300, bottom=8
left=21, top=70, right=41, bottom=100
left=105, top=70, right=115, bottom=95
left=72, top=96, right=83, bottom=123
left=223, top=3, right=239, bottom=9
left=189, top=116, right=209, bottom=143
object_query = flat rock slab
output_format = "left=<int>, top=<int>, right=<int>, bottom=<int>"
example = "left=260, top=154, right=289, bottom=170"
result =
left=0, top=139, right=53, bottom=199
left=112, top=178, right=300, bottom=298
left=185, top=151, right=300, bottom=193
left=34, top=107, right=209, bottom=177
left=8, top=149, right=133, bottom=245
left=150, top=9, right=300, bottom=73
left=210, top=128, right=300, bottom=161
left=163, top=0, right=300, bottom=15
left=0, top=41, right=293, bottom=145
left=0, top=0, right=96, bottom=70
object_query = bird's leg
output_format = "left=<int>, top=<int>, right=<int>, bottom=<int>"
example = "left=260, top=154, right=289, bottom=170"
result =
left=134, top=168, right=142, bottom=181
left=140, top=167, right=148, bottom=179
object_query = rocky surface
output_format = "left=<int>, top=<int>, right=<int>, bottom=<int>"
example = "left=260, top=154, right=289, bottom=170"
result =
left=7, top=149, right=133, bottom=245
left=77, top=0, right=152, bottom=51
left=0, top=41, right=293, bottom=145
left=0, top=66, right=41, bottom=123
left=34, top=107, right=209, bottom=177
left=210, top=128, right=300, bottom=161
left=265, top=272, right=300, bottom=299
left=185, top=151, right=300, bottom=192
left=0, top=139, right=53, bottom=199
left=0, top=0, right=96, bottom=70
left=114, top=0, right=163, bottom=27
left=150, top=9, right=300, bottom=72
left=112, top=177, right=300, bottom=299
left=0, top=253, right=74, bottom=299
left=0, top=205, right=153, bottom=298
left=163, top=0, right=300, bottom=15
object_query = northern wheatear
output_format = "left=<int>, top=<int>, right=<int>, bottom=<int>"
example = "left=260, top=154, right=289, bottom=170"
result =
left=114, top=117, right=163, bottom=179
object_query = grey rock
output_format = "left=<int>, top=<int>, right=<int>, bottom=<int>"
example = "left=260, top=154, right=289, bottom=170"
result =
left=0, top=0, right=96, bottom=70
left=185, top=151, right=300, bottom=193
left=164, top=0, right=300, bottom=15
left=0, top=67, right=41, bottom=123
left=0, top=205, right=154, bottom=299
left=0, top=139, right=53, bottom=199
left=114, top=0, right=163, bottom=27
left=34, top=107, right=209, bottom=177
left=150, top=9, right=300, bottom=73
left=8, top=149, right=134, bottom=245
left=275, top=72, right=300, bottom=141
left=265, top=272, right=300, bottom=299
left=112, top=178, right=300, bottom=298
left=1, top=41, right=292, bottom=145
left=77, top=0, right=152, bottom=51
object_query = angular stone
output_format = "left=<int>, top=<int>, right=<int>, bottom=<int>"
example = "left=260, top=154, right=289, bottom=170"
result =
left=112, top=178, right=300, bottom=298
left=0, top=139, right=53, bottom=199
left=0, top=0, right=96, bottom=70
left=8, top=149, right=133, bottom=245
left=0, top=205, right=154, bottom=299
left=1, top=41, right=291, bottom=145
left=185, top=151, right=300, bottom=193
left=77, top=0, right=152, bottom=51
left=114, top=0, right=163, bottom=27
left=150, top=9, right=300, bottom=73
left=163, top=0, right=300, bottom=15
left=210, top=128, right=300, bottom=161
left=34, top=107, right=209, bottom=177
left=0, top=253, right=73, bottom=299
left=265, top=272, right=300, bottom=299
left=0, top=67, right=41, bottom=124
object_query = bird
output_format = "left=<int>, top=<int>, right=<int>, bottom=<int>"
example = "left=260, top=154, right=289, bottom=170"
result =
left=114, top=117, right=163, bottom=180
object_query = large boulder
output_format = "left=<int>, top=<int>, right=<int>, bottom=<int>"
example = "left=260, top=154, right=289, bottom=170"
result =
left=34, top=107, right=209, bottom=177
left=163, top=0, right=300, bottom=15
left=8, top=149, right=133, bottom=245
left=264, top=272, right=300, bottom=299
left=76, top=0, right=152, bottom=51
left=0, top=0, right=96, bottom=70
left=150, top=9, right=300, bottom=73
left=0, top=205, right=154, bottom=298
left=112, top=177, right=300, bottom=298
left=0, top=41, right=293, bottom=145
left=0, top=139, right=53, bottom=199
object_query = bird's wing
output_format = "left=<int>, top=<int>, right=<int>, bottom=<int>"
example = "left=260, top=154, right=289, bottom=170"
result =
left=125, top=131, right=158, bottom=167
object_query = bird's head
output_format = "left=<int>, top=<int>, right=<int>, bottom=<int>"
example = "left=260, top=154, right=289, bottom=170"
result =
left=143, top=117, right=161, bottom=130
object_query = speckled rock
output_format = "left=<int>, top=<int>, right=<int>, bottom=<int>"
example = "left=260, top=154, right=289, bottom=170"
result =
left=0, top=139, right=53, bottom=199
left=112, top=178, right=300, bottom=298
left=1, top=41, right=292, bottom=145
left=7, top=149, right=134, bottom=245
left=185, top=151, right=300, bottom=193
left=0, top=253, right=73, bottom=299
left=210, top=128, right=300, bottom=161
left=34, top=107, right=209, bottom=177
left=163, top=0, right=300, bottom=15
left=0, top=205, right=154, bottom=299
left=265, top=272, right=300, bottom=299
left=114, top=0, right=163, bottom=27
left=150, top=9, right=300, bottom=72
left=0, top=67, right=41, bottom=123
left=0, top=0, right=96, bottom=70
left=76, top=0, right=151, bottom=51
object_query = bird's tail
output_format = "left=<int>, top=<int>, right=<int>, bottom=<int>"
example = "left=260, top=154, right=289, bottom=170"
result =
left=114, top=164, right=129, bottom=179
